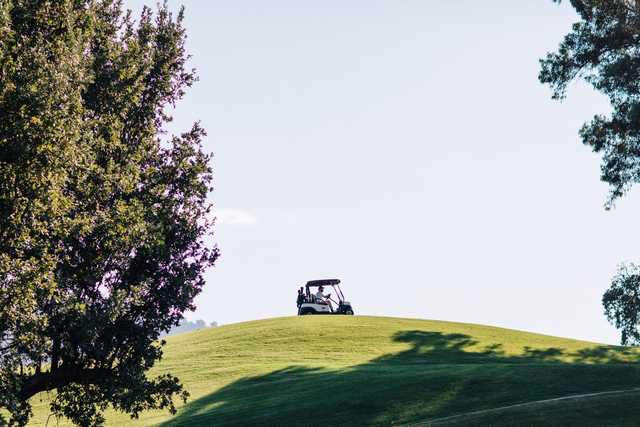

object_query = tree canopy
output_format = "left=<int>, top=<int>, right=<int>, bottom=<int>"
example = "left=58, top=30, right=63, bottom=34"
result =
left=541, top=0, right=640, bottom=345
left=603, top=264, right=640, bottom=345
left=540, top=0, right=640, bottom=206
left=0, top=1, right=218, bottom=425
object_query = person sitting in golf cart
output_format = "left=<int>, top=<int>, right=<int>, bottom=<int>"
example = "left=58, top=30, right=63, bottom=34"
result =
left=315, top=286, right=333, bottom=311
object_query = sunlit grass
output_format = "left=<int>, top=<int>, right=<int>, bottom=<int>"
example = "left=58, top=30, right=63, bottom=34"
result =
left=27, top=316, right=640, bottom=426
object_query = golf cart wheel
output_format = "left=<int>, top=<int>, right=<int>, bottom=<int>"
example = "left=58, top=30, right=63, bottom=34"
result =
left=345, top=309, right=354, bottom=315
left=299, top=308, right=315, bottom=315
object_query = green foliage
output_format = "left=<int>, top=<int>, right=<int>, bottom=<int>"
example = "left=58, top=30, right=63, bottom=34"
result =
left=603, top=263, right=640, bottom=345
left=541, top=1, right=640, bottom=346
left=0, top=1, right=218, bottom=425
left=540, top=0, right=640, bottom=206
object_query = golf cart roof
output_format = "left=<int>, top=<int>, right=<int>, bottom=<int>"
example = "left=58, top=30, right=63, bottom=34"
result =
left=306, top=279, right=340, bottom=287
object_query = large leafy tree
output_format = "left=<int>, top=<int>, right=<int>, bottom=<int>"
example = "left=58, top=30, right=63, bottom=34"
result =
left=540, top=0, right=640, bottom=344
left=0, top=1, right=218, bottom=425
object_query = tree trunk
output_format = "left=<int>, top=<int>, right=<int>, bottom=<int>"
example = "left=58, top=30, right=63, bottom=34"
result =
left=51, top=337, right=60, bottom=372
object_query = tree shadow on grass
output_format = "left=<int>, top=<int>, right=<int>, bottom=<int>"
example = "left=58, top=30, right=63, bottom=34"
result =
left=159, top=331, right=640, bottom=427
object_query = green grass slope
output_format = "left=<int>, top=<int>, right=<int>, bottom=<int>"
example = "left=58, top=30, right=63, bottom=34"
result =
left=28, top=316, right=640, bottom=426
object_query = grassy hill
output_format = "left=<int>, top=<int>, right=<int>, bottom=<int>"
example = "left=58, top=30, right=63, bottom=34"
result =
left=27, top=316, right=640, bottom=426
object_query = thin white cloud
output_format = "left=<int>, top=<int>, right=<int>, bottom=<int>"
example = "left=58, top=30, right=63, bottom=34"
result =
left=215, top=208, right=258, bottom=226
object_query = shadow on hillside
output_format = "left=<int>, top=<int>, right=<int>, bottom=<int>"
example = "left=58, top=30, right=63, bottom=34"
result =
left=160, top=331, right=640, bottom=427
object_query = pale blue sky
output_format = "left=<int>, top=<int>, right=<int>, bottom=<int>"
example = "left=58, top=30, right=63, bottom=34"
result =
left=125, top=1, right=640, bottom=344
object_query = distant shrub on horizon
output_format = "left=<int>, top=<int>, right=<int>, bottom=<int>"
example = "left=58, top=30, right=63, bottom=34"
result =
left=162, top=319, right=218, bottom=337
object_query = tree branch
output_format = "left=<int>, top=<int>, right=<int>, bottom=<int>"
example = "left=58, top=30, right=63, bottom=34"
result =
left=18, top=366, right=109, bottom=401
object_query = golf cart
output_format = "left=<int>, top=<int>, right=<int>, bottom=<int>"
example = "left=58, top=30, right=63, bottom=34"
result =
left=297, top=279, right=354, bottom=315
